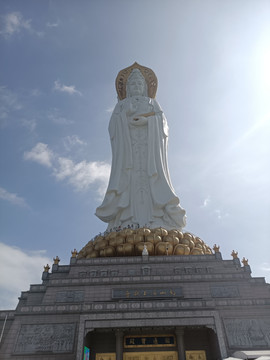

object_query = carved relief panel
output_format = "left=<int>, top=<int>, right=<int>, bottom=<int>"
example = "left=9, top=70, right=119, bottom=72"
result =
left=14, top=323, right=76, bottom=354
left=224, top=318, right=270, bottom=348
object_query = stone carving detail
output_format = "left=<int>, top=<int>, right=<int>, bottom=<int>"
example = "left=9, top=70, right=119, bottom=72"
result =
left=224, top=318, right=270, bottom=348
left=56, top=290, right=84, bottom=303
left=175, top=267, right=214, bottom=275
left=94, top=304, right=103, bottom=310
left=107, top=304, right=116, bottom=309
left=174, top=267, right=185, bottom=275
left=78, top=270, right=119, bottom=278
left=110, top=270, right=119, bottom=276
left=211, top=286, right=239, bottom=298
left=119, top=303, right=128, bottom=309
left=131, top=303, right=140, bottom=309
left=128, top=269, right=136, bottom=275
left=142, top=266, right=151, bottom=275
left=78, top=271, right=87, bottom=278
left=14, top=323, right=76, bottom=353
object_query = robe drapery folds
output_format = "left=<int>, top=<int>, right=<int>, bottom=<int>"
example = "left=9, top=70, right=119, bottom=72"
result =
left=95, top=96, right=186, bottom=230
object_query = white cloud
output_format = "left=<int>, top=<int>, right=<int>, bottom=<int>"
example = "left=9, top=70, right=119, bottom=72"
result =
left=30, top=88, right=41, bottom=97
left=63, top=135, right=86, bottom=151
left=200, top=195, right=230, bottom=220
left=48, top=108, right=74, bottom=125
left=53, top=80, right=82, bottom=96
left=24, top=142, right=110, bottom=196
left=201, top=196, right=210, bottom=208
left=0, top=86, right=22, bottom=122
left=0, top=87, right=38, bottom=131
left=55, top=157, right=110, bottom=195
left=0, top=242, right=50, bottom=309
left=214, top=209, right=229, bottom=220
left=106, top=107, right=114, bottom=113
left=260, top=262, right=270, bottom=273
left=0, top=187, right=28, bottom=208
left=46, top=21, right=59, bottom=28
left=21, top=118, right=36, bottom=132
left=0, top=12, right=32, bottom=37
left=24, top=142, right=54, bottom=167
left=0, top=12, right=44, bottom=38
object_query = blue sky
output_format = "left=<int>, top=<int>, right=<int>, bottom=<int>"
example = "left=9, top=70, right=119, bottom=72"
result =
left=0, top=0, right=270, bottom=309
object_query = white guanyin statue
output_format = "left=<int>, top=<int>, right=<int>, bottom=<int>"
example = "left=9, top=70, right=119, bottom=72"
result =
left=95, top=63, right=186, bottom=231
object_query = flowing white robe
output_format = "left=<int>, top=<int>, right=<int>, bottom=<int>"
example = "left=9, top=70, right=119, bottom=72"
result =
left=95, top=96, right=186, bottom=230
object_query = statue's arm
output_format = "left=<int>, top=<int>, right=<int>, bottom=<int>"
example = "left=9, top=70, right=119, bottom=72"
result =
left=108, top=103, right=121, bottom=139
left=151, top=99, right=169, bottom=137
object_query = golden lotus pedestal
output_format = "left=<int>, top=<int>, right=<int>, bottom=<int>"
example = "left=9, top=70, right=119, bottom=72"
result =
left=78, top=228, right=212, bottom=259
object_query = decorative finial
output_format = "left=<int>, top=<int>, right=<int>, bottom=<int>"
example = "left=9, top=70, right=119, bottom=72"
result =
left=242, top=257, right=249, bottom=266
left=231, top=250, right=238, bottom=259
left=213, top=244, right=220, bottom=253
left=53, top=256, right=60, bottom=265
left=44, top=264, right=50, bottom=272
left=71, top=249, right=78, bottom=258
left=142, top=244, right=149, bottom=256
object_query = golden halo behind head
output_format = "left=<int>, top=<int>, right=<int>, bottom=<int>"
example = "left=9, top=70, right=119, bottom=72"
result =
left=116, top=62, right=158, bottom=100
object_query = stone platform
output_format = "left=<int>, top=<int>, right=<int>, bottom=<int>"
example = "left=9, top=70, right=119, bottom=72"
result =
left=0, top=249, right=270, bottom=360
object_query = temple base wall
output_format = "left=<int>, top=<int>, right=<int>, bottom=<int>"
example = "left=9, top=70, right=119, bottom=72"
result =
left=1, top=253, right=270, bottom=360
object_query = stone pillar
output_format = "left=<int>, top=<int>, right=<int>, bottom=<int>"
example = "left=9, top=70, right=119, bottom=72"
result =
left=115, top=329, right=123, bottom=360
left=175, top=328, right=185, bottom=360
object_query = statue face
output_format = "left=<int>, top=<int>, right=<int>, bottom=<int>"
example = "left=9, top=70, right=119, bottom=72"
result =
left=127, top=76, right=145, bottom=96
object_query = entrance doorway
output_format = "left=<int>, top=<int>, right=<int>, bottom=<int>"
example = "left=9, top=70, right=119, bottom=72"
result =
left=84, top=326, right=220, bottom=360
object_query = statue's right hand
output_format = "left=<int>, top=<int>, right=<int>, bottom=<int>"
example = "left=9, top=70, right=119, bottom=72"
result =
left=131, top=116, right=147, bottom=126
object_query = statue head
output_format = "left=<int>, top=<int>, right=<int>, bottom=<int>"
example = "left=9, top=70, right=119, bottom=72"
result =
left=116, top=63, right=157, bottom=100
left=126, top=69, right=148, bottom=97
